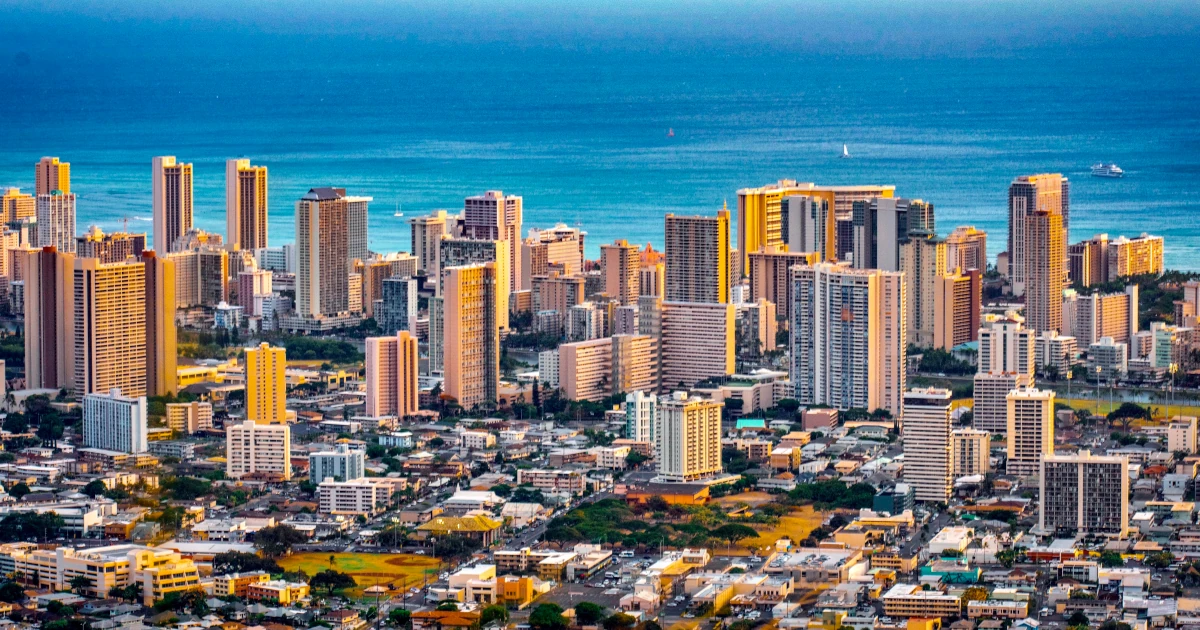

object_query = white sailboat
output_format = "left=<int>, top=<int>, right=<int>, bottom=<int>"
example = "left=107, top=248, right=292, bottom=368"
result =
left=841, top=144, right=850, bottom=158
left=393, top=202, right=404, bottom=218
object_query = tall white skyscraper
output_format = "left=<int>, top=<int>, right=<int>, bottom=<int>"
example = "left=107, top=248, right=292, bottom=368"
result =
left=657, top=392, right=723, bottom=482
left=36, top=190, right=76, bottom=253
left=151, top=156, right=194, bottom=252
left=310, top=443, right=367, bottom=483
left=82, top=388, right=148, bottom=454
left=625, top=390, right=658, bottom=447
left=1006, top=386, right=1055, bottom=477
left=973, top=315, right=1037, bottom=433
left=902, top=388, right=953, bottom=503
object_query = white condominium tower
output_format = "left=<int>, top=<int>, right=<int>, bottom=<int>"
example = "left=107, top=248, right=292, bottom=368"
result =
left=657, top=392, right=723, bottom=482
left=901, top=388, right=953, bottom=503
left=310, top=443, right=367, bottom=483
left=791, top=262, right=906, bottom=417
left=82, top=388, right=148, bottom=454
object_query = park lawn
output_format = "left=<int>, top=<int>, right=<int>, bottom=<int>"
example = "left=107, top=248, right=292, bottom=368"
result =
left=739, top=505, right=825, bottom=552
left=713, top=491, right=777, bottom=508
left=278, top=552, right=441, bottom=598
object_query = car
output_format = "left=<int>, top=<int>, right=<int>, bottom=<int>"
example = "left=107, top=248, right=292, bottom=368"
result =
left=414, top=550, right=426, bottom=555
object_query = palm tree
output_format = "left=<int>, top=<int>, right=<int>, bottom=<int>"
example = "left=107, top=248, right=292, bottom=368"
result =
left=329, top=554, right=337, bottom=570
left=70, top=575, right=92, bottom=596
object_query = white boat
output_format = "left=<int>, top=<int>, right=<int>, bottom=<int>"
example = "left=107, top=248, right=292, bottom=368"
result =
left=1091, top=163, right=1124, bottom=178
left=393, top=203, right=404, bottom=217
left=841, top=144, right=850, bottom=158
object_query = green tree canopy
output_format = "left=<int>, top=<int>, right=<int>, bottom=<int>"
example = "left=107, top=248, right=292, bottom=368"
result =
left=530, top=603, right=568, bottom=630
left=254, top=524, right=307, bottom=557
left=309, top=569, right=357, bottom=594
left=574, top=602, right=605, bottom=625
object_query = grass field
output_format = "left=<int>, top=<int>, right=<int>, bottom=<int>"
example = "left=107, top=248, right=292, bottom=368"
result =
left=740, top=505, right=826, bottom=552
left=714, top=491, right=777, bottom=508
left=277, top=552, right=441, bottom=598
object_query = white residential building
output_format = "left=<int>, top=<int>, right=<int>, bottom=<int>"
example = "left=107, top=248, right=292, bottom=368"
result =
left=657, top=392, right=723, bottom=482
left=902, top=388, right=953, bottom=503
left=82, top=388, right=148, bottom=454
left=226, top=422, right=292, bottom=481
left=309, top=443, right=366, bottom=483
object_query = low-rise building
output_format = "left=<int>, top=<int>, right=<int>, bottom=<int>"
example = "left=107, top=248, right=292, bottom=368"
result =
left=10, top=544, right=200, bottom=606
left=247, top=579, right=310, bottom=604
left=881, top=584, right=961, bottom=618
left=214, top=571, right=270, bottom=597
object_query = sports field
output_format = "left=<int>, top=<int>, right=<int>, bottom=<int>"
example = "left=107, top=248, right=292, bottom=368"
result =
left=740, top=505, right=826, bottom=552
left=277, top=552, right=442, bottom=597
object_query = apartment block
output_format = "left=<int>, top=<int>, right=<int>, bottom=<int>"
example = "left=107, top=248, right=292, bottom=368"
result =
left=665, top=210, right=730, bottom=304
left=75, top=227, right=146, bottom=264
left=601, top=239, right=640, bottom=305
left=225, top=158, right=269, bottom=251
left=1039, top=451, right=1129, bottom=536
left=463, top=191, right=522, bottom=292
left=36, top=156, right=71, bottom=195
left=945, top=226, right=987, bottom=272
left=748, top=245, right=818, bottom=320
left=516, top=469, right=586, bottom=495
left=165, top=402, right=213, bottom=434
left=933, top=268, right=981, bottom=351
left=522, top=223, right=584, bottom=288
left=365, top=331, right=419, bottom=418
left=443, top=263, right=500, bottom=409
left=311, top=443, right=366, bottom=483
left=82, top=388, right=148, bottom=454
left=151, top=156, right=194, bottom=252
left=245, top=343, right=286, bottom=424
left=1063, top=285, right=1138, bottom=347
left=660, top=301, right=735, bottom=388
left=318, top=479, right=392, bottom=515
left=657, top=392, right=723, bottom=482
left=1008, top=173, right=1069, bottom=297
left=1006, top=387, right=1055, bottom=477
left=902, top=388, right=953, bottom=503
left=73, top=257, right=147, bottom=398
left=36, top=190, right=76, bottom=253
left=951, top=428, right=991, bottom=476
left=226, top=422, right=292, bottom=481
left=439, top=238, right=510, bottom=329
left=559, top=335, right=659, bottom=401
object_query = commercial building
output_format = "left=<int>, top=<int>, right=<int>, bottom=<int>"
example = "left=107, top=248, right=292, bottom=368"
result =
left=902, top=388, right=953, bottom=503
left=443, top=263, right=500, bottom=409
left=365, top=331, right=419, bottom=419
left=35, top=156, right=71, bottom=196
left=225, top=158, right=269, bottom=251
left=945, top=226, right=987, bottom=273
left=933, top=268, right=981, bottom=351
left=1039, top=451, right=1129, bottom=536
left=657, top=392, right=723, bottom=482
left=36, top=190, right=75, bottom=253
left=247, top=580, right=310, bottom=604
left=245, top=343, right=286, bottom=424
left=463, top=191, right=522, bottom=292
left=11, top=544, right=200, bottom=606
left=310, top=443, right=367, bottom=483
left=748, top=245, right=818, bottom=320
left=791, top=262, right=906, bottom=417
left=75, top=227, right=146, bottom=264
left=660, top=301, right=735, bottom=388
left=881, top=584, right=961, bottom=618
left=165, top=401, right=212, bottom=434
left=1006, top=387, right=1055, bottom=477
left=601, top=239, right=640, bottom=305
left=665, top=210, right=730, bottom=304
left=215, top=571, right=270, bottom=597
left=410, top=210, right=451, bottom=277
left=151, top=156, right=194, bottom=252
left=1008, top=173, right=1069, bottom=297
left=951, top=429, right=991, bottom=476
left=226, top=422, right=292, bottom=481
left=73, top=257, right=148, bottom=398
left=82, top=388, right=148, bottom=454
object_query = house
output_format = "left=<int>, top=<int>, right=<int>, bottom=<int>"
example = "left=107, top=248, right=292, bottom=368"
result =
left=411, top=611, right=482, bottom=630
left=322, top=610, right=363, bottom=630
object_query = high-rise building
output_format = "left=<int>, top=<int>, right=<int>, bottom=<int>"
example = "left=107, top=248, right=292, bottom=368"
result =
left=1087, top=336, right=1128, bottom=379
left=522, top=224, right=584, bottom=289
left=740, top=181, right=894, bottom=267
left=1167, top=417, right=1198, bottom=454
left=410, top=210, right=450, bottom=277
left=35, top=157, right=70, bottom=196
left=166, top=401, right=213, bottom=434
left=740, top=299, right=777, bottom=355
left=1069, top=233, right=1164, bottom=287
left=1039, top=451, right=1128, bottom=536
left=737, top=180, right=814, bottom=271
left=443, top=263, right=500, bottom=409
left=245, top=343, right=286, bottom=424
left=143, top=252, right=177, bottom=397
left=238, top=269, right=273, bottom=315
left=310, top=443, right=366, bottom=483
left=1008, top=173, right=1068, bottom=297
left=665, top=210, right=730, bottom=304
left=657, top=392, right=723, bottom=482
left=82, top=388, right=148, bottom=454
left=531, top=272, right=586, bottom=315
left=945, top=226, right=988, bottom=273
left=951, top=428, right=991, bottom=476
left=24, top=247, right=75, bottom=390
left=439, top=238, right=511, bottom=330
left=625, top=390, right=658, bottom=446
left=901, top=233, right=947, bottom=347
left=901, top=388, right=952, bottom=503
left=151, top=156, right=194, bottom=253
left=1034, top=330, right=1078, bottom=378
left=933, top=268, right=981, bottom=351
left=973, top=316, right=1037, bottom=433
left=601, top=240, right=640, bottom=305
left=225, top=159, right=269, bottom=251
left=791, top=262, right=906, bottom=417
left=1025, top=209, right=1066, bottom=335
left=377, top=276, right=418, bottom=336
left=1, top=188, right=35, bottom=223
left=76, top=226, right=145, bottom=263
left=36, top=190, right=75, bottom=253
left=748, top=246, right=818, bottom=320
left=851, top=197, right=932, bottom=271
left=226, top=422, right=292, bottom=481
left=660, top=302, right=735, bottom=389
left=364, top=331, right=419, bottom=419
left=1006, top=386, right=1055, bottom=477
left=73, top=258, right=147, bottom=398
left=296, top=188, right=354, bottom=319
left=463, top=191, right=522, bottom=292
left=559, top=335, right=659, bottom=401
left=164, top=244, right=228, bottom=309
left=1063, top=285, right=1138, bottom=347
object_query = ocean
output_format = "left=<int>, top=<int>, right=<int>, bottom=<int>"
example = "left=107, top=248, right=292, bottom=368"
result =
left=2, top=19, right=1199, bottom=266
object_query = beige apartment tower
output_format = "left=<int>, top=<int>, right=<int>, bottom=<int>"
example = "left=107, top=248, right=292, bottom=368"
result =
left=933, top=269, right=981, bottom=351
left=226, top=421, right=292, bottom=481
left=36, top=190, right=76, bottom=253
left=657, top=392, right=724, bottom=482
left=901, top=234, right=948, bottom=347
left=559, top=334, right=659, bottom=402
left=225, top=159, right=269, bottom=251
left=601, top=239, right=641, bottom=305
left=665, top=210, right=730, bottom=304
left=151, top=156, right=194, bottom=252
left=24, top=247, right=76, bottom=390
left=945, top=226, right=987, bottom=272
left=73, top=258, right=147, bottom=399
left=748, top=245, right=818, bottom=320
left=295, top=188, right=352, bottom=318
left=1008, top=173, right=1069, bottom=297
left=35, top=157, right=71, bottom=196
left=660, top=302, right=735, bottom=389
left=1006, top=386, right=1055, bottom=477
left=951, top=428, right=991, bottom=476
left=245, top=343, right=287, bottom=424
left=1, top=187, right=35, bottom=223
left=1025, top=209, right=1066, bottom=335
left=143, top=252, right=177, bottom=397
left=443, top=263, right=500, bottom=409
left=410, top=210, right=450, bottom=276
left=902, top=387, right=953, bottom=503
left=364, top=331, right=419, bottom=419
left=463, top=191, right=522, bottom=292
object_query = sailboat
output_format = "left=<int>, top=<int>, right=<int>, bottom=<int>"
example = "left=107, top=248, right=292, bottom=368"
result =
left=667, top=128, right=675, bottom=138
left=393, top=203, right=404, bottom=218
left=841, top=144, right=851, bottom=159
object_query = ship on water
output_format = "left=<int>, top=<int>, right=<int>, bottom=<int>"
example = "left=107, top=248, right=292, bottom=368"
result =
left=1091, top=163, right=1124, bottom=178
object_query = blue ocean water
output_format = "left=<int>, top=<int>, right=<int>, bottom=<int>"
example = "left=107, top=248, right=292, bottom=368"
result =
left=2, top=16, right=1199, bottom=266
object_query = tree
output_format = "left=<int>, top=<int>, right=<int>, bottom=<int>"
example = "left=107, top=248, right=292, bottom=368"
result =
left=165, top=476, right=213, bottom=501
left=212, top=551, right=283, bottom=574
left=0, top=511, right=64, bottom=542
left=644, top=495, right=670, bottom=512
left=435, top=535, right=483, bottom=559
left=1066, top=612, right=1090, bottom=627
left=389, top=609, right=412, bottom=628
left=0, top=582, right=25, bottom=603
left=1147, top=551, right=1174, bottom=569
left=575, top=602, right=605, bottom=625
left=2, top=414, right=27, bottom=434
left=69, top=575, right=91, bottom=595
left=960, top=586, right=988, bottom=604
left=996, top=548, right=1018, bottom=568
left=529, top=603, right=568, bottom=630
left=625, top=451, right=649, bottom=467
left=603, top=614, right=637, bottom=630
left=8, top=483, right=29, bottom=500
left=481, top=605, right=509, bottom=626
left=711, top=524, right=758, bottom=547
left=254, top=524, right=307, bottom=557
left=1099, top=551, right=1124, bottom=567
left=82, top=480, right=108, bottom=498
left=309, top=569, right=357, bottom=595
left=436, top=601, right=460, bottom=612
